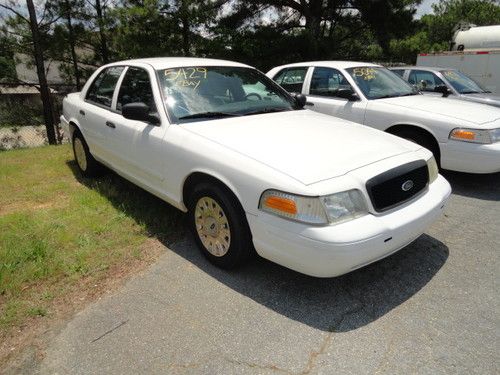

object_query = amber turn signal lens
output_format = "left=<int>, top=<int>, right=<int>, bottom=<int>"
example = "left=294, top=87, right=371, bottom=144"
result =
left=264, top=196, right=297, bottom=215
left=451, top=129, right=475, bottom=140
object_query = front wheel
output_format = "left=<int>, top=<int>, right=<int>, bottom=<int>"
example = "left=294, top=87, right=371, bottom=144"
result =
left=188, top=183, right=253, bottom=269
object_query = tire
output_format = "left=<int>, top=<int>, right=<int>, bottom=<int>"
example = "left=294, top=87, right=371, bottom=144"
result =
left=72, top=130, right=101, bottom=177
left=187, top=182, right=253, bottom=269
left=395, top=128, right=440, bottom=166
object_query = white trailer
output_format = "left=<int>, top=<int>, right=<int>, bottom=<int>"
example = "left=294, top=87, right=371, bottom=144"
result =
left=416, top=50, right=500, bottom=94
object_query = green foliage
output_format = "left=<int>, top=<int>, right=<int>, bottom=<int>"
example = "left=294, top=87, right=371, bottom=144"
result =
left=1, top=0, right=499, bottom=92
left=0, top=35, right=17, bottom=81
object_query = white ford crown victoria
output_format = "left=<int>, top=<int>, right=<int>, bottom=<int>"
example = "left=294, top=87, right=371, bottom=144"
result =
left=267, top=61, right=500, bottom=174
left=61, top=57, right=451, bottom=277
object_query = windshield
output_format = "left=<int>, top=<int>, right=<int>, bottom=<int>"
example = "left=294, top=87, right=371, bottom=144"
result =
left=345, top=67, right=417, bottom=99
left=156, top=66, right=296, bottom=122
left=440, top=70, right=487, bottom=94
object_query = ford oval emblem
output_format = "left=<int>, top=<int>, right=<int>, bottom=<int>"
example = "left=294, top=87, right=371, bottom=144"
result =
left=401, top=180, right=414, bottom=192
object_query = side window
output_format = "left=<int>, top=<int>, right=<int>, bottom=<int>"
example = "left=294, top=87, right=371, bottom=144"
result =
left=86, top=66, right=124, bottom=107
left=117, top=67, right=156, bottom=112
left=408, top=70, right=445, bottom=92
left=273, top=67, right=308, bottom=93
left=391, top=69, right=405, bottom=78
left=309, top=67, right=353, bottom=98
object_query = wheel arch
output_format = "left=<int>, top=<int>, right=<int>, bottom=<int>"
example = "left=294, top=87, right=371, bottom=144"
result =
left=68, top=120, right=81, bottom=141
left=385, top=124, right=441, bottom=160
left=181, top=171, right=245, bottom=213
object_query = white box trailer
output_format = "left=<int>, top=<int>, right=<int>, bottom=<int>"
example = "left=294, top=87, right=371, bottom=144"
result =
left=416, top=50, right=500, bottom=94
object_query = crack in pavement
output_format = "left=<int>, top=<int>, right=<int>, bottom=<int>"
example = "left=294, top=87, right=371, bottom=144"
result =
left=200, top=305, right=369, bottom=375
left=90, top=320, right=129, bottom=343
left=224, top=356, right=291, bottom=373
left=299, top=305, right=365, bottom=375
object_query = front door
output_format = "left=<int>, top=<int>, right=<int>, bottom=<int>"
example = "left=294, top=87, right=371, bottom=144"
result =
left=304, top=67, right=367, bottom=124
left=108, top=66, right=167, bottom=192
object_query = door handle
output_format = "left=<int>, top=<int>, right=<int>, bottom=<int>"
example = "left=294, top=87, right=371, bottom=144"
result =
left=79, top=110, right=85, bottom=116
left=305, top=102, right=314, bottom=107
left=105, top=121, right=116, bottom=129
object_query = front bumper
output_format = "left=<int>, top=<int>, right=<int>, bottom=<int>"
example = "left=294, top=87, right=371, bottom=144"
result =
left=440, top=140, right=500, bottom=174
left=247, top=175, right=451, bottom=278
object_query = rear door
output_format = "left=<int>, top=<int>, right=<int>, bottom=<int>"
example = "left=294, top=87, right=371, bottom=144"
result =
left=304, top=67, right=367, bottom=124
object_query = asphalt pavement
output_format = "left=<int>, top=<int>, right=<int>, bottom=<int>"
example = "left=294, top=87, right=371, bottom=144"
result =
left=13, top=172, right=500, bottom=374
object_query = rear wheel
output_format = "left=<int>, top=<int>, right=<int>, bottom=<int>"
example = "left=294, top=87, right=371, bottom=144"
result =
left=72, top=130, right=101, bottom=177
left=187, top=183, right=253, bottom=269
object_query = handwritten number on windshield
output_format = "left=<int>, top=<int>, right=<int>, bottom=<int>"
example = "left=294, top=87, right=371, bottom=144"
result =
left=353, top=67, right=376, bottom=81
left=164, top=67, right=208, bottom=89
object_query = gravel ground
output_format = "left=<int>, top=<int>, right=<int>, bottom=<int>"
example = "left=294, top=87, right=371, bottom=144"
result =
left=6, top=171, right=500, bottom=374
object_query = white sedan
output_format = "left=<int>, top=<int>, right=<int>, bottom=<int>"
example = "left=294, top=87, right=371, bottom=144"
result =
left=267, top=61, right=500, bottom=174
left=61, top=57, right=451, bottom=277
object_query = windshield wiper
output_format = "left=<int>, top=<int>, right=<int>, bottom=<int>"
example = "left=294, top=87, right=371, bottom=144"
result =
left=398, top=93, right=419, bottom=97
left=461, top=91, right=481, bottom=94
left=243, top=107, right=290, bottom=116
left=375, top=93, right=417, bottom=99
left=178, top=111, right=242, bottom=120
left=374, top=94, right=398, bottom=99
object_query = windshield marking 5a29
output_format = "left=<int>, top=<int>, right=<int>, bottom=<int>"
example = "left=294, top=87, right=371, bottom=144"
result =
left=157, top=66, right=296, bottom=122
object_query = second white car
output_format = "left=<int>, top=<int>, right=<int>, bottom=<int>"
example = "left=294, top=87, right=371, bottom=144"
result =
left=268, top=61, right=500, bottom=174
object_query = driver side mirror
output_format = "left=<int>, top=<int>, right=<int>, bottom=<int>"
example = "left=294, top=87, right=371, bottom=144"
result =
left=122, top=102, right=160, bottom=125
left=434, top=85, right=451, bottom=97
left=293, top=93, right=307, bottom=108
left=336, top=88, right=360, bottom=101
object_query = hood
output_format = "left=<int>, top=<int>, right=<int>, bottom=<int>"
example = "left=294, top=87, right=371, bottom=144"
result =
left=378, top=94, right=500, bottom=125
left=462, top=93, right=500, bottom=108
left=182, top=110, right=420, bottom=185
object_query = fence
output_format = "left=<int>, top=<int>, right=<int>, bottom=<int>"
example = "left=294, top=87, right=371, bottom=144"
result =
left=0, top=83, right=75, bottom=151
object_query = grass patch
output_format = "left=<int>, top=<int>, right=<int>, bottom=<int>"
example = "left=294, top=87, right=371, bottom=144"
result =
left=0, top=145, right=184, bottom=333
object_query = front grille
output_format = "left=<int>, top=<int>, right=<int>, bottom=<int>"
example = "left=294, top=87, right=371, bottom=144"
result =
left=366, top=160, right=429, bottom=212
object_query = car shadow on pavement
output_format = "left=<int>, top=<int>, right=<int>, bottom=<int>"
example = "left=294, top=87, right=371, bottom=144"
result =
left=170, top=234, right=448, bottom=332
left=68, top=161, right=449, bottom=333
left=441, top=171, right=500, bottom=201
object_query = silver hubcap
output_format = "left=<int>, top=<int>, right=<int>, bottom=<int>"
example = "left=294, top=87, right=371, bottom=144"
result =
left=195, top=197, right=231, bottom=257
left=74, top=138, right=87, bottom=171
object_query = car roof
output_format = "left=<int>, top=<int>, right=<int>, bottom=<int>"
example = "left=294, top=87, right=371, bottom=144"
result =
left=106, top=57, right=253, bottom=70
left=389, top=66, right=455, bottom=72
left=273, top=61, right=381, bottom=70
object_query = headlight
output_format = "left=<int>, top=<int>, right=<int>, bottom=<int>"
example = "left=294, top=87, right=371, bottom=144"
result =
left=449, top=128, right=500, bottom=144
left=320, top=190, right=368, bottom=224
left=490, top=128, right=500, bottom=142
left=427, top=156, right=439, bottom=183
left=259, top=189, right=368, bottom=225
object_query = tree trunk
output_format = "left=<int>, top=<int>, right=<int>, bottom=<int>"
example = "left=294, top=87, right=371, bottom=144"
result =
left=181, top=14, right=190, bottom=56
left=95, top=0, right=109, bottom=64
left=26, top=0, right=57, bottom=145
left=304, top=13, right=322, bottom=59
left=65, top=0, right=81, bottom=90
